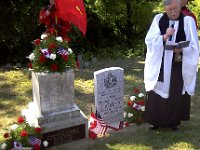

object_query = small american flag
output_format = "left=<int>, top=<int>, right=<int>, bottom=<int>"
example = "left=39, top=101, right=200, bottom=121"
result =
left=95, top=110, right=107, bottom=135
left=133, top=103, right=142, bottom=110
left=28, top=136, right=41, bottom=146
left=57, top=46, right=68, bottom=55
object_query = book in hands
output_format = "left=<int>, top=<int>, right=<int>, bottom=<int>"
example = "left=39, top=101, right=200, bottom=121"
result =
left=165, top=41, right=190, bottom=50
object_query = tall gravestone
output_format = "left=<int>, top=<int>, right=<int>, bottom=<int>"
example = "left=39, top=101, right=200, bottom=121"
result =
left=94, top=67, right=124, bottom=126
left=22, top=70, right=88, bottom=148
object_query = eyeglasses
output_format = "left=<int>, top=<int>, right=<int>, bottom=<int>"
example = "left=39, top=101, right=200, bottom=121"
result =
left=166, top=7, right=178, bottom=14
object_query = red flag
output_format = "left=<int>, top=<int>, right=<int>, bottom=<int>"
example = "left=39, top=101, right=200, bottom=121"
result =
left=55, top=0, right=87, bottom=36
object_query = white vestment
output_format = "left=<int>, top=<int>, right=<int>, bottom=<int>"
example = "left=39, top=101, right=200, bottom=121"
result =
left=144, top=13, right=199, bottom=98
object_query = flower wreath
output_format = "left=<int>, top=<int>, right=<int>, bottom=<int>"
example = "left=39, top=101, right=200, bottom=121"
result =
left=124, top=81, right=146, bottom=125
left=27, top=34, right=78, bottom=73
left=0, top=116, right=48, bottom=150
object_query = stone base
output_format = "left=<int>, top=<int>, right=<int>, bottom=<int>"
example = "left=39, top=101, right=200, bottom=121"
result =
left=22, top=103, right=88, bottom=148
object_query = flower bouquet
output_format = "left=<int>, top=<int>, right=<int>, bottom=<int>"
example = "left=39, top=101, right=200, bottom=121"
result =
left=0, top=116, right=48, bottom=150
left=27, top=34, right=78, bottom=73
left=124, top=81, right=146, bottom=125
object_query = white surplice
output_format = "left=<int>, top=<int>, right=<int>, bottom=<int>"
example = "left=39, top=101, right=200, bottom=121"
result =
left=144, top=13, right=199, bottom=99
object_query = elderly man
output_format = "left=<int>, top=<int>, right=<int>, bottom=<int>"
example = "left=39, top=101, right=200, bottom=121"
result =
left=144, top=0, right=199, bottom=131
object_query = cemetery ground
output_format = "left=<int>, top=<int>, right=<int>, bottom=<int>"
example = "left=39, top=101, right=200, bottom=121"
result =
left=0, top=57, right=200, bottom=150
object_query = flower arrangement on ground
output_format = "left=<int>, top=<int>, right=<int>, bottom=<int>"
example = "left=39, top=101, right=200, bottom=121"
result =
left=27, top=34, right=78, bottom=73
left=124, top=81, right=146, bottom=125
left=0, top=116, right=48, bottom=150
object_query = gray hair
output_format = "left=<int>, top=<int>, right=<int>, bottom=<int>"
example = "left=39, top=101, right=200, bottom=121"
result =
left=163, top=0, right=181, bottom=6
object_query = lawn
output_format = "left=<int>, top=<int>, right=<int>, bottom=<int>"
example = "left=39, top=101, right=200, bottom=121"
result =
left=0, top=57, right=200, bottom=150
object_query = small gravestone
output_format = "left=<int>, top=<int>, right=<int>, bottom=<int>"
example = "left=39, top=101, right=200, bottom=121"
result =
left=77, top=54, right=83, bottom=69
left=94, top=67, right=124, bottom=124
left=16, top=63, right=22, bottom=68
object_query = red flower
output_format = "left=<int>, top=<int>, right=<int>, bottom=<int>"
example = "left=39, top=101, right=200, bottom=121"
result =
left=39, top=55, right=47, bottom=63
left=66, top=37, right=71, bottom=42
left=34, top=144, right=40, bottom=150
left=127, top=100, right=133, bottom=107
left=27, top=63, right=32, bottom=69
left=48, top=43, right=56, bottom=50
left=124, top=122, right=130, bottom=127
left=62, top=55, right=68, bottom=62
left=137, top=100, right=145, bottom=106
left=76, top=61, right=80, bottom=68
left=89, top=130, right=97, bottom=140
left=49, top=28, right=56, bottom=34
left=17, top=116, right=25, bottom=124
left=3, top=133, right=9, bottom=138
left=133, top=88, right=140, bottom=93
left=48, top=49, right=52, bottom=54
left=20, top=130, right=28, bottom=137
left=34, top=39, right=41, bottom=45
left=35, top=127, right=42, bottom=133
left=136, top=117, right=144, bottom=124
left=51, top=64, right=58, bottom=71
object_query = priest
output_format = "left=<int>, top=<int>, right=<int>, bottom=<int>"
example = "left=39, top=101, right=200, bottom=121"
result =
left=144, top=0, right=199, bottom=131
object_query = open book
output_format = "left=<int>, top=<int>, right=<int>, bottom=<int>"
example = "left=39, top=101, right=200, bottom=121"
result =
left=165, top=41, right=190, bottom=50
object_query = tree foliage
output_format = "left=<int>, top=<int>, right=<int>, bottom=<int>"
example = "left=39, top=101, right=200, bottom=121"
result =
left=0, top=0, right=199, bottom=64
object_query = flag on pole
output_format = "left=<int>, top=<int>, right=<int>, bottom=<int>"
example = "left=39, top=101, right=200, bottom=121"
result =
left=132, top=102, right=142, bottom=110
left=95, top=110, right=108, bottom=136
left=57, top=46, right=68, bottom=55
left=88, top=109, right=108, bottom=139
left=14, top=141, right=22, bottom=149
left=55, top=0, right=87, bottom=36
left=40, top=48, right=50, bottom=58
left=28, top=136, right=41, bottom=146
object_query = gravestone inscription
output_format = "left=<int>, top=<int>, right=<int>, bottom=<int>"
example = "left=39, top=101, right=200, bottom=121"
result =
left=42, top=124, right=85, bottom=148
left=94, top=67, right=124, bottom=124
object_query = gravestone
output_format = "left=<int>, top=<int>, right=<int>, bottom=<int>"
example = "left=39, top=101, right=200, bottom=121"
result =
left=77, top=54, right=83, bottom=69
left=94, top=67, right=124, bottom=125
left=22, top=70, right=88, bottom=148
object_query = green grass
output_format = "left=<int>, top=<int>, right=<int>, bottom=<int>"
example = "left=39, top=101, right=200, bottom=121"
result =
left=0, top=57, right=200, bottom=150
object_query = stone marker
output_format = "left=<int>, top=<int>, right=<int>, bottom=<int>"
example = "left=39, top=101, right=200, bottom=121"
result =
left=22, top=70, right=88, bottom=148
left=94, top=67, right=124, bottom=124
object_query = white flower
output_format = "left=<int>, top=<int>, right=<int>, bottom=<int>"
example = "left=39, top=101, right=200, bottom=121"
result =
left=124, top=112, right=127, bottom=117
left=41, top=33, right=48, bottom=39
left=130, top=96, right=136, bottom=101
left=68, top=48, right=73, bottom=54
left=28, top=122, right=35, bottom=127
left=128, top=113, right=133, bottom=118
left=27, top=53, right=35, bottom=61
left=50, top=53, right=56, bottom=60
left=138, top=93, right=144, bottom=97
left=43, top=141, right=49, bottom=147
left=141, top=106, right=145, bottom=111
left=10, top=124, right=18, bottom=130
left=56, top=36, right=63, bottom=42
left=1, top=143, right=7, bottom=149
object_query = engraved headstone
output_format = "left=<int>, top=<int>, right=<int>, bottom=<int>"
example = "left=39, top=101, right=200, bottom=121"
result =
left=31, top=70, right=75, bottom=116
left=22, top=70, right=88, bottom=148
left=94, top=67, right=124, bottom=124
left=42, top=124, right=85, bottom=148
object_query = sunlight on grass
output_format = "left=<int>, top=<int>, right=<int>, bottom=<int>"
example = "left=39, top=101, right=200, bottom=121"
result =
left=168, top=142, right=194, bottom=150
left=75, top=79, right=94, bottom=94
left=1, top=58, right=200, bottom=149
left=106, top=143, right=151, bottom=150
